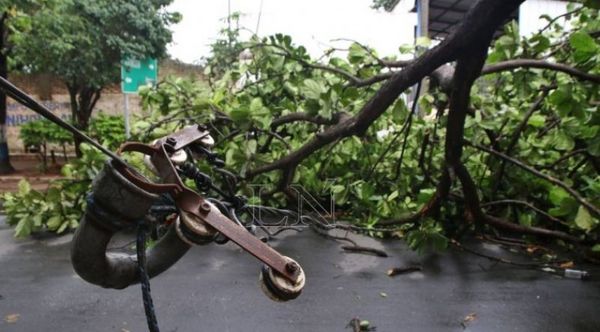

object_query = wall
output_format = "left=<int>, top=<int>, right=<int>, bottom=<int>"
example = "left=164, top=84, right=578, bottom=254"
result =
left=4, top=59, right=204, bottom=152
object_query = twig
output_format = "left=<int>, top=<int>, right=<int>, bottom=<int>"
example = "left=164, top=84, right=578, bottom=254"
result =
left=481, top=199, right=568, bottom=226
left=481, top=59, right=600, bottom=83
left=483, top=214, right=581, bottom=243
left=537, top=7, right=583, bottom=35
left=543, top=148, right=586, bottom=169
left=387, top=265, right=422, bottom=276
left=468, top=142, right=600, bottom=218
left=310, top=222, right=358, bottom=246
left=450, top=239, right=545, bottom=268
left=341, top=245, right=388, bottom=257
left=392, top=81, right=422, bottom=181
left=491, top=88, right=552, bottom=195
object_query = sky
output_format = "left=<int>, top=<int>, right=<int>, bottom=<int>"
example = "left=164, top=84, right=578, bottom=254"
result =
left=166, top=0, right=417, bottom=64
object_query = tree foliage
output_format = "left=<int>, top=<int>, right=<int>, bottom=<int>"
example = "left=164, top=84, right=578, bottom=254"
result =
left=4, top=1, right=600, bottom=256
left=11, top=0, right=179, bottom=155
left=2, top=145, right=105, bottom=237
left=3, top=114, right=126, bottom=237
left=135, top=2, right=599, bottom=251
left=0, top=0, right=43, bottom=174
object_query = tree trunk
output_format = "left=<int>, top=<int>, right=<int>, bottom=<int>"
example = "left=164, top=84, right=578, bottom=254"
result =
left=0, top=12, right=14, bottom=174
left=67, top=83, right=101, bottom=157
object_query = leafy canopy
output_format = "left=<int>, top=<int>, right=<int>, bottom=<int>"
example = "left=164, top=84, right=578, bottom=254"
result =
left=12, top=0, right=180, bottom=88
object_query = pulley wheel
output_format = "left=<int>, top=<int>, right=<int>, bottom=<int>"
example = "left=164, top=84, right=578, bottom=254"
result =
left=259, top=256, right=305, bottom=302
left=175, top=211, right=216, bottom=246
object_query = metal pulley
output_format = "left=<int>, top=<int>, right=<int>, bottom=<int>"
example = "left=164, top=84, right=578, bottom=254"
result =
left=260, top=256, right=306, bottom=301
left=116, top=126, right=306, bottom=299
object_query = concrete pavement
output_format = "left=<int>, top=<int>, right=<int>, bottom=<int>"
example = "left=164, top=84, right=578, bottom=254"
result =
left=1, top=216, right=599, bottom=332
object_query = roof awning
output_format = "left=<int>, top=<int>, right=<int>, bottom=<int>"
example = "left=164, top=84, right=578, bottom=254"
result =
left=411, top=0, right=519, bottom=39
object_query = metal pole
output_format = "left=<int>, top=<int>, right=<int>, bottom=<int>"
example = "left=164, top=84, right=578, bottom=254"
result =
left=414, top=0, right=429, bottom=115
left=417, top=0, right=429, bottom=39
left=124, top=93, right=130, bottom=139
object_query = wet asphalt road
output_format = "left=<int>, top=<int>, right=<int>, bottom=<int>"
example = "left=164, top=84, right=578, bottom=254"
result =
left=1, top=216, right=600, bottom=332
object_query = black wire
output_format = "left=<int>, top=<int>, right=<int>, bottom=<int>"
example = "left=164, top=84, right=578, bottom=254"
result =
left=137, top=221, right=160, bottom=332
left=0, top=76, right=125, bottom=164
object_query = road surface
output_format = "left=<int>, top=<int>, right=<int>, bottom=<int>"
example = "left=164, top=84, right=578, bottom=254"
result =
left=1, top=216, right=599, bottom=331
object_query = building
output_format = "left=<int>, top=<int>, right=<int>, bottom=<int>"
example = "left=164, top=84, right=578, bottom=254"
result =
left=389, top=0, right=570, bottom=41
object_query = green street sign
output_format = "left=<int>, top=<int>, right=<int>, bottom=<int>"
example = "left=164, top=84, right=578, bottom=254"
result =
left=121, top=58, right=158, bottom=94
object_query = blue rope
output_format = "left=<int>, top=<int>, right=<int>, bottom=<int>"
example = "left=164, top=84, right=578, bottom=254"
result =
left=137, top=221, right=160, bottom=332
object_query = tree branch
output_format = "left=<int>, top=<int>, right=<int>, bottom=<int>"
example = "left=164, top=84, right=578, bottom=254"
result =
left=481, top=199, right=568, bottom=226
left=467, top=141, right=600, bottom=218
left=270, top=112, right=341, bottom=128
left=490, top=88, right=553, bottom=196
left=245, top=0, right=524, bottom=179
left=483, top=214, right=581, bottom=243
left=481, top=59, right=600, bottom=83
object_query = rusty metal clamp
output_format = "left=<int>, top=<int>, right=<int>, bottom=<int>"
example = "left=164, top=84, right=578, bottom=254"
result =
left=116, top=125, right=302, bottom=284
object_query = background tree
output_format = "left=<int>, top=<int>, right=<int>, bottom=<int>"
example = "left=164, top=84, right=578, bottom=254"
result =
left=0, top=0, right=36, bottom=173
left=202, top=11, right=245, bottom=86
left=13, top=0, right=180, bottom=155
left=0, top=2, right=15, bottom=174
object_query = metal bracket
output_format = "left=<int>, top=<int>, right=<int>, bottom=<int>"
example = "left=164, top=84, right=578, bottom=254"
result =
left=116, top=127, right=300, bottom=283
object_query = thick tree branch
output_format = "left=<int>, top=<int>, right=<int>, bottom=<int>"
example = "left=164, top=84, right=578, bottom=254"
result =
left=447, top=44, right=581, bottom=243
left=484, top=215, right=580, bottom=243
left=245, top=0, right=524, bottom=179
left=445, top=42, right=490, bottom=224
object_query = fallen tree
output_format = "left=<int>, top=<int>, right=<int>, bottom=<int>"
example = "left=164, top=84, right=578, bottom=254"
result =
left=6, top=1, right=598, bottom=253
left=134, top=0, right=599, bottom=252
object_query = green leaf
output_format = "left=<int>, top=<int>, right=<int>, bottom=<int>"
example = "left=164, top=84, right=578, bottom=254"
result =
left=301, top=79, right=324, bottom=100
left=46, top=216, right=62, bottom=230
left=574, top=206, right=595, bottom=231
left=229, top=107, right=250, bottom=123
left=15, top=218, right=32, bottom=238
left=417, top=188, right=435, bottom=204
left=18, top=179, right=31, bottom=195
left=244, top=139, right=257, bottom=157
left=387, top=190, right=399, bottom=202
left=57, top=222, right=69, bottom=234
left=527, top=114, right=546, bottom=128
left=587, top=136, right=600, bottom=157
left=569, top=32, right=599, bottom=62
left=548, top=88, right=573, bottom=116
left=592, top=244, right=600, bottom=252
left=348, top=43, right=368, bottom=64
left=569, top=31, right=598, bottom=54
left=548, top=187, right=578, bottom=217
left=549, top=187, right=569, bottom=205
left=553, top=133, right=575, bottom=151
